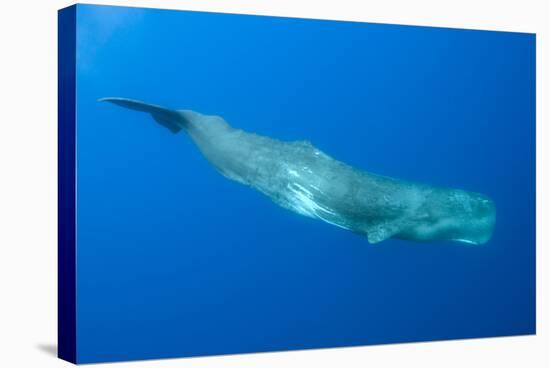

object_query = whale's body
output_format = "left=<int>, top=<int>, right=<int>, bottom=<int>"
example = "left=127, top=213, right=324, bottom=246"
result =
left=100, top=97, right=496, bottom=244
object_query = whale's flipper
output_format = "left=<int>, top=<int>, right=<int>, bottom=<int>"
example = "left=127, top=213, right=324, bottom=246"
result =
left=99, top=97, right=185, bottom=133
left=367, top=220, right=404, bottom=244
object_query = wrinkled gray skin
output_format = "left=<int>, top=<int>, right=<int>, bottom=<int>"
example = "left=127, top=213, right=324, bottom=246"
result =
left=100, top=97, right=496, bottom=244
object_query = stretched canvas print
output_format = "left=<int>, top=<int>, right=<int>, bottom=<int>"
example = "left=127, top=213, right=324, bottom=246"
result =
left=58, top=4, right=536, bottom=364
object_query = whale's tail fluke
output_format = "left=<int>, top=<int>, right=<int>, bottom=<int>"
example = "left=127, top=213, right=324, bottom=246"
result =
left=99, top=97, right=185, bottom=134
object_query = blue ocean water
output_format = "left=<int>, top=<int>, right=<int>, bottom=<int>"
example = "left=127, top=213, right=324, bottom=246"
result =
left=74, top=4, right=535, bottom=363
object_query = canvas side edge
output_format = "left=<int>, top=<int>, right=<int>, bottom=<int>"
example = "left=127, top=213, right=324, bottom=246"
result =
left=58, top=4, right=77, bottom=364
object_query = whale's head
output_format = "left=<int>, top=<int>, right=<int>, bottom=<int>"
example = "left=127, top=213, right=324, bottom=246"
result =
left=403, top=188, right=496, bottom=245
left=444, top=190, right=496, bottom=244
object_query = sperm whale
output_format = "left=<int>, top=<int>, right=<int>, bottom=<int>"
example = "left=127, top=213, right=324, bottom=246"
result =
left=99, top=97, right=496, bottom=244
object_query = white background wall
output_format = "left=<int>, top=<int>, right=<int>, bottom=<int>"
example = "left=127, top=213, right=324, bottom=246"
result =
left=0, top=0, right=546, bottom=367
